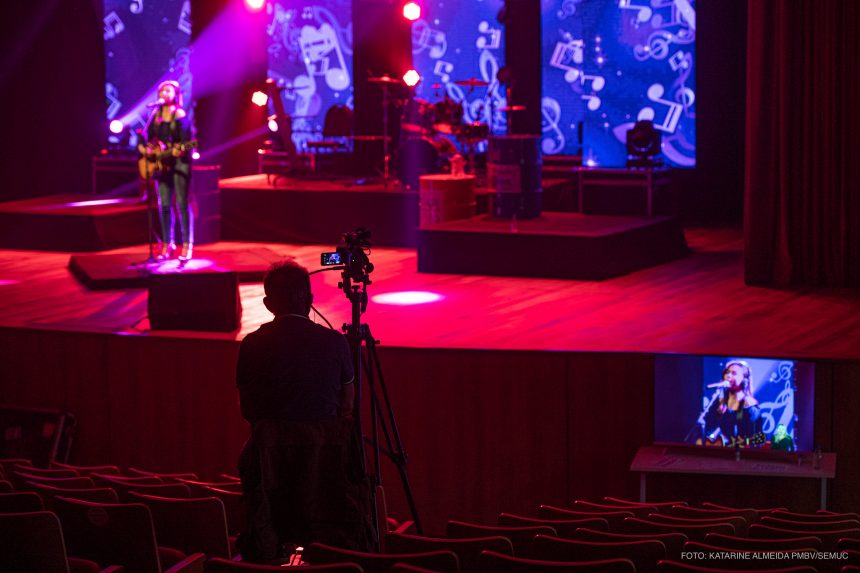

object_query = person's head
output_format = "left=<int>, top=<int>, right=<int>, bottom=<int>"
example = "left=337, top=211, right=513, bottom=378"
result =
left=263, top=260, right=313, bottom=317
left=157, top=80, right=183, bottom=108
left=722, top=360, right=752, bottom=393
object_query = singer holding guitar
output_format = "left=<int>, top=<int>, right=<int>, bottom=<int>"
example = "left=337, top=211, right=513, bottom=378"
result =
left=138, top=80, right=194, bottom=262
left=701, top=360, right=762, bottom=445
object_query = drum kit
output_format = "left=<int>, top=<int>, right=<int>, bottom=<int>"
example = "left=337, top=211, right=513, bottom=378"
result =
left=366, top=74, right=528, bottom=188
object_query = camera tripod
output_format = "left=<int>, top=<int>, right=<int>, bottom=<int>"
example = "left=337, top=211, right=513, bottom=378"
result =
left=332, top=233, right=422, bottom=542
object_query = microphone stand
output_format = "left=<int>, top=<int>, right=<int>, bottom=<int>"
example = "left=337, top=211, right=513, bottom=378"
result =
left=686, top=386, right=724, bottom=444
left=139, top=106, right=161, bottom=264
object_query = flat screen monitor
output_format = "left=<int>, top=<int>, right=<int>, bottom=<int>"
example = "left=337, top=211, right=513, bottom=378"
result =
left=654, top=355, right=814, bottom=452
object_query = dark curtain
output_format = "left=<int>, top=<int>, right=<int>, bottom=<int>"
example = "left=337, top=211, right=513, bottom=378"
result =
left=744, top=1, right=860, bottom=287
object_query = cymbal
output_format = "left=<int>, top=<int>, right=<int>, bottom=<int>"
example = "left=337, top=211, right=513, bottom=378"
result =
left=500, top=105, right=526, bottom=112
left=367, top=75, right=403, bottom=85
left=454, top=78, right=489, bottom=87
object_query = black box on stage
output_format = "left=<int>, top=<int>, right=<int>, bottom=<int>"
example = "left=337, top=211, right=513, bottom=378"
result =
left=148, top=271, right=241, bottom=331
left=0, top=406, right=76, bottom=466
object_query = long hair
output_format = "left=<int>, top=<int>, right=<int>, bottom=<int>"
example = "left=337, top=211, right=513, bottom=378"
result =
left=723, top=360, right=752, bottom=391
left=157, top=80, right=184, bottom=108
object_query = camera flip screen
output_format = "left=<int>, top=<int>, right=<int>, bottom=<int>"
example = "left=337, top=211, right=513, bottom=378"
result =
left=320, top=252, right=343, bottom=266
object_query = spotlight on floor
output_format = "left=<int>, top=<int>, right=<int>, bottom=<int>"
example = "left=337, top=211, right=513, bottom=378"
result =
left=402, top=2, right=421, bottom=21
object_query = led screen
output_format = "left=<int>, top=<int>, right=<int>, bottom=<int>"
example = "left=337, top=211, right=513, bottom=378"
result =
left=541, top=0, right=696, bottom=167
left=265, top=0, right=353, bottom=151
left=103, top=0, right=193, bottom=149
left=654, top=355, right=814, bottom=452
left=410, top=0, right=507, bottom=140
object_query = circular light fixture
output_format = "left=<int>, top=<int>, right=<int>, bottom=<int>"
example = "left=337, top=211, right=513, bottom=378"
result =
left=402, top=2, right=421, bottom=21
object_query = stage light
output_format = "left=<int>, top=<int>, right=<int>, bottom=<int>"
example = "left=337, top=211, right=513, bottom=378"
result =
left=267, top=117, right=279, bottom=132
left=402, top=69, right=421, bottom=87
left=626, top=119, right=662, bottom=167
left=109, top=120, right=124, bottom=134
left=191, top=151, right=200, bottom=160
left=402, top=2, right=421, bottom=21
left=245, top=0, right=264, bottom=11
left=251, top=90, right=268, bottom=107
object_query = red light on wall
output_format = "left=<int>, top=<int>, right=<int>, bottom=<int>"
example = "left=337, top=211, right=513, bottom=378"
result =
left=403, top=2, right=421, bottom=21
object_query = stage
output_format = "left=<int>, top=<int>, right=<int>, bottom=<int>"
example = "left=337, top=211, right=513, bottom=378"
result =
left=1, top=230, right=859, bottom=356
left=2, top=231, right=860, bottom=532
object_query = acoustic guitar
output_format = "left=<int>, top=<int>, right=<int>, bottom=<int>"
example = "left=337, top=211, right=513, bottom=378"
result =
left=138, top=139, right=197, bottom=179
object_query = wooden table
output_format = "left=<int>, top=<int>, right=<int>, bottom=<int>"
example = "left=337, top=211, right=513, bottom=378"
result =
left=631, top=444, right=837, bottom=510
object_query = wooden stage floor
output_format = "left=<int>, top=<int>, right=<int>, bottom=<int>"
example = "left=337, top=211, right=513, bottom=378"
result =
left=1, top=228, right=859, bottom=360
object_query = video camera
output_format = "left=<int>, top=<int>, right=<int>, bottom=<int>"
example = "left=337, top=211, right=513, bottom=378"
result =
left=321, top=227, right=374, bottom=284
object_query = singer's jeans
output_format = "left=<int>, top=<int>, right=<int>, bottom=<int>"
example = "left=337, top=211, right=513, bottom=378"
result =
left=156, top=162, right=193, bottom=247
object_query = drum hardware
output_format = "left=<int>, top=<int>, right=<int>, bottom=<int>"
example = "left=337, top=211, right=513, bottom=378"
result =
left=454, top=77, right=490, bottom=88
left=367, top=75, right=406, bottom=188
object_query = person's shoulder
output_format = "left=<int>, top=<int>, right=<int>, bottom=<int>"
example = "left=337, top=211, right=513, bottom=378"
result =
left=309, top=321, right=349, bottom=343
left=240, top=321, right=274, bottom=343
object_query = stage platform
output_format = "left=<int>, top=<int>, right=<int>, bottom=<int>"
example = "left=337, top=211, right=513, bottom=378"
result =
left=68, top=246, right=284, bottom=290
left=219, top=174, right=421, bottom=247
left=220, top=174, right=584, bottom=248
left=418, top=212, right=688, bottom=279
left=0, top=195, right=148, bottom=251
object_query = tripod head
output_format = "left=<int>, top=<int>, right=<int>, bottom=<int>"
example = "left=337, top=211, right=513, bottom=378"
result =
left=319, top=227, right=374, bottom=319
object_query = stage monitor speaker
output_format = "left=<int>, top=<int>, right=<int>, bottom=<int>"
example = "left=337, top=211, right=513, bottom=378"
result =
left=148, top=271, right=241, bottom=331
left=0, top=406, right=76, bottom=466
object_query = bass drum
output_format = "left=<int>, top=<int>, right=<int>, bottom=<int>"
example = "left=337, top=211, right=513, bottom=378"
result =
left=397, top=136, right=457, bottom=189
left=400, top=98, right=432, bottom=135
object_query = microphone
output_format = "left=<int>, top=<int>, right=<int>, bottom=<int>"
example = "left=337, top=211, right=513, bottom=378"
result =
left=707, top=381, right=731, bottom=388
left=146, top=98, right=166, bottom=108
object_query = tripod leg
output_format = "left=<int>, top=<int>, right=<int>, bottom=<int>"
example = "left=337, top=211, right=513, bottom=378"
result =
left=363, top=333, right=423, bottom=534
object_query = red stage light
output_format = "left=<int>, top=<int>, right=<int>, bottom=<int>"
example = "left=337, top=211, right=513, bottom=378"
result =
left=403, top=69, right=421, bottom=87
left=245, top=0, right=265, bottom=11
left=402, top=2, right=421, bottom=21
left=251, top=91, right=268, bottom=107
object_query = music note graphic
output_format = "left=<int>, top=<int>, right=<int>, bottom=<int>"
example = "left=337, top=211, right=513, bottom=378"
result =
left=668, top=50, right=689, bottom=72
left=412, top=20, right=448, bottom=59
left=557, top=0, right=581, bottom=20
left=292, top=73, right=318, bottom=118
left=433, top=60, right=454, bottom=84
left=299, top=24, right=351, bottom=91
left=103, top=12, right=124, bottom=41
left=106, top=83, right=122, bottom=119
left=651, top=0, right=696, bottom=31
left=579, top=73, right=605, bottom=111
left=637, top=83, right=683, bottom=133
left=129, top=0, right=143, bottom=14
left=618, top=0, right=652, bottom=26
left=476, top=21, right=501, bottom=50
left=582, top=94, right=600, bottom=111
left=540, top=97, right=565, bottom=155
left=549, top=39, right=584, bottom=83
left=178, top=1, right=191, bottom=35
